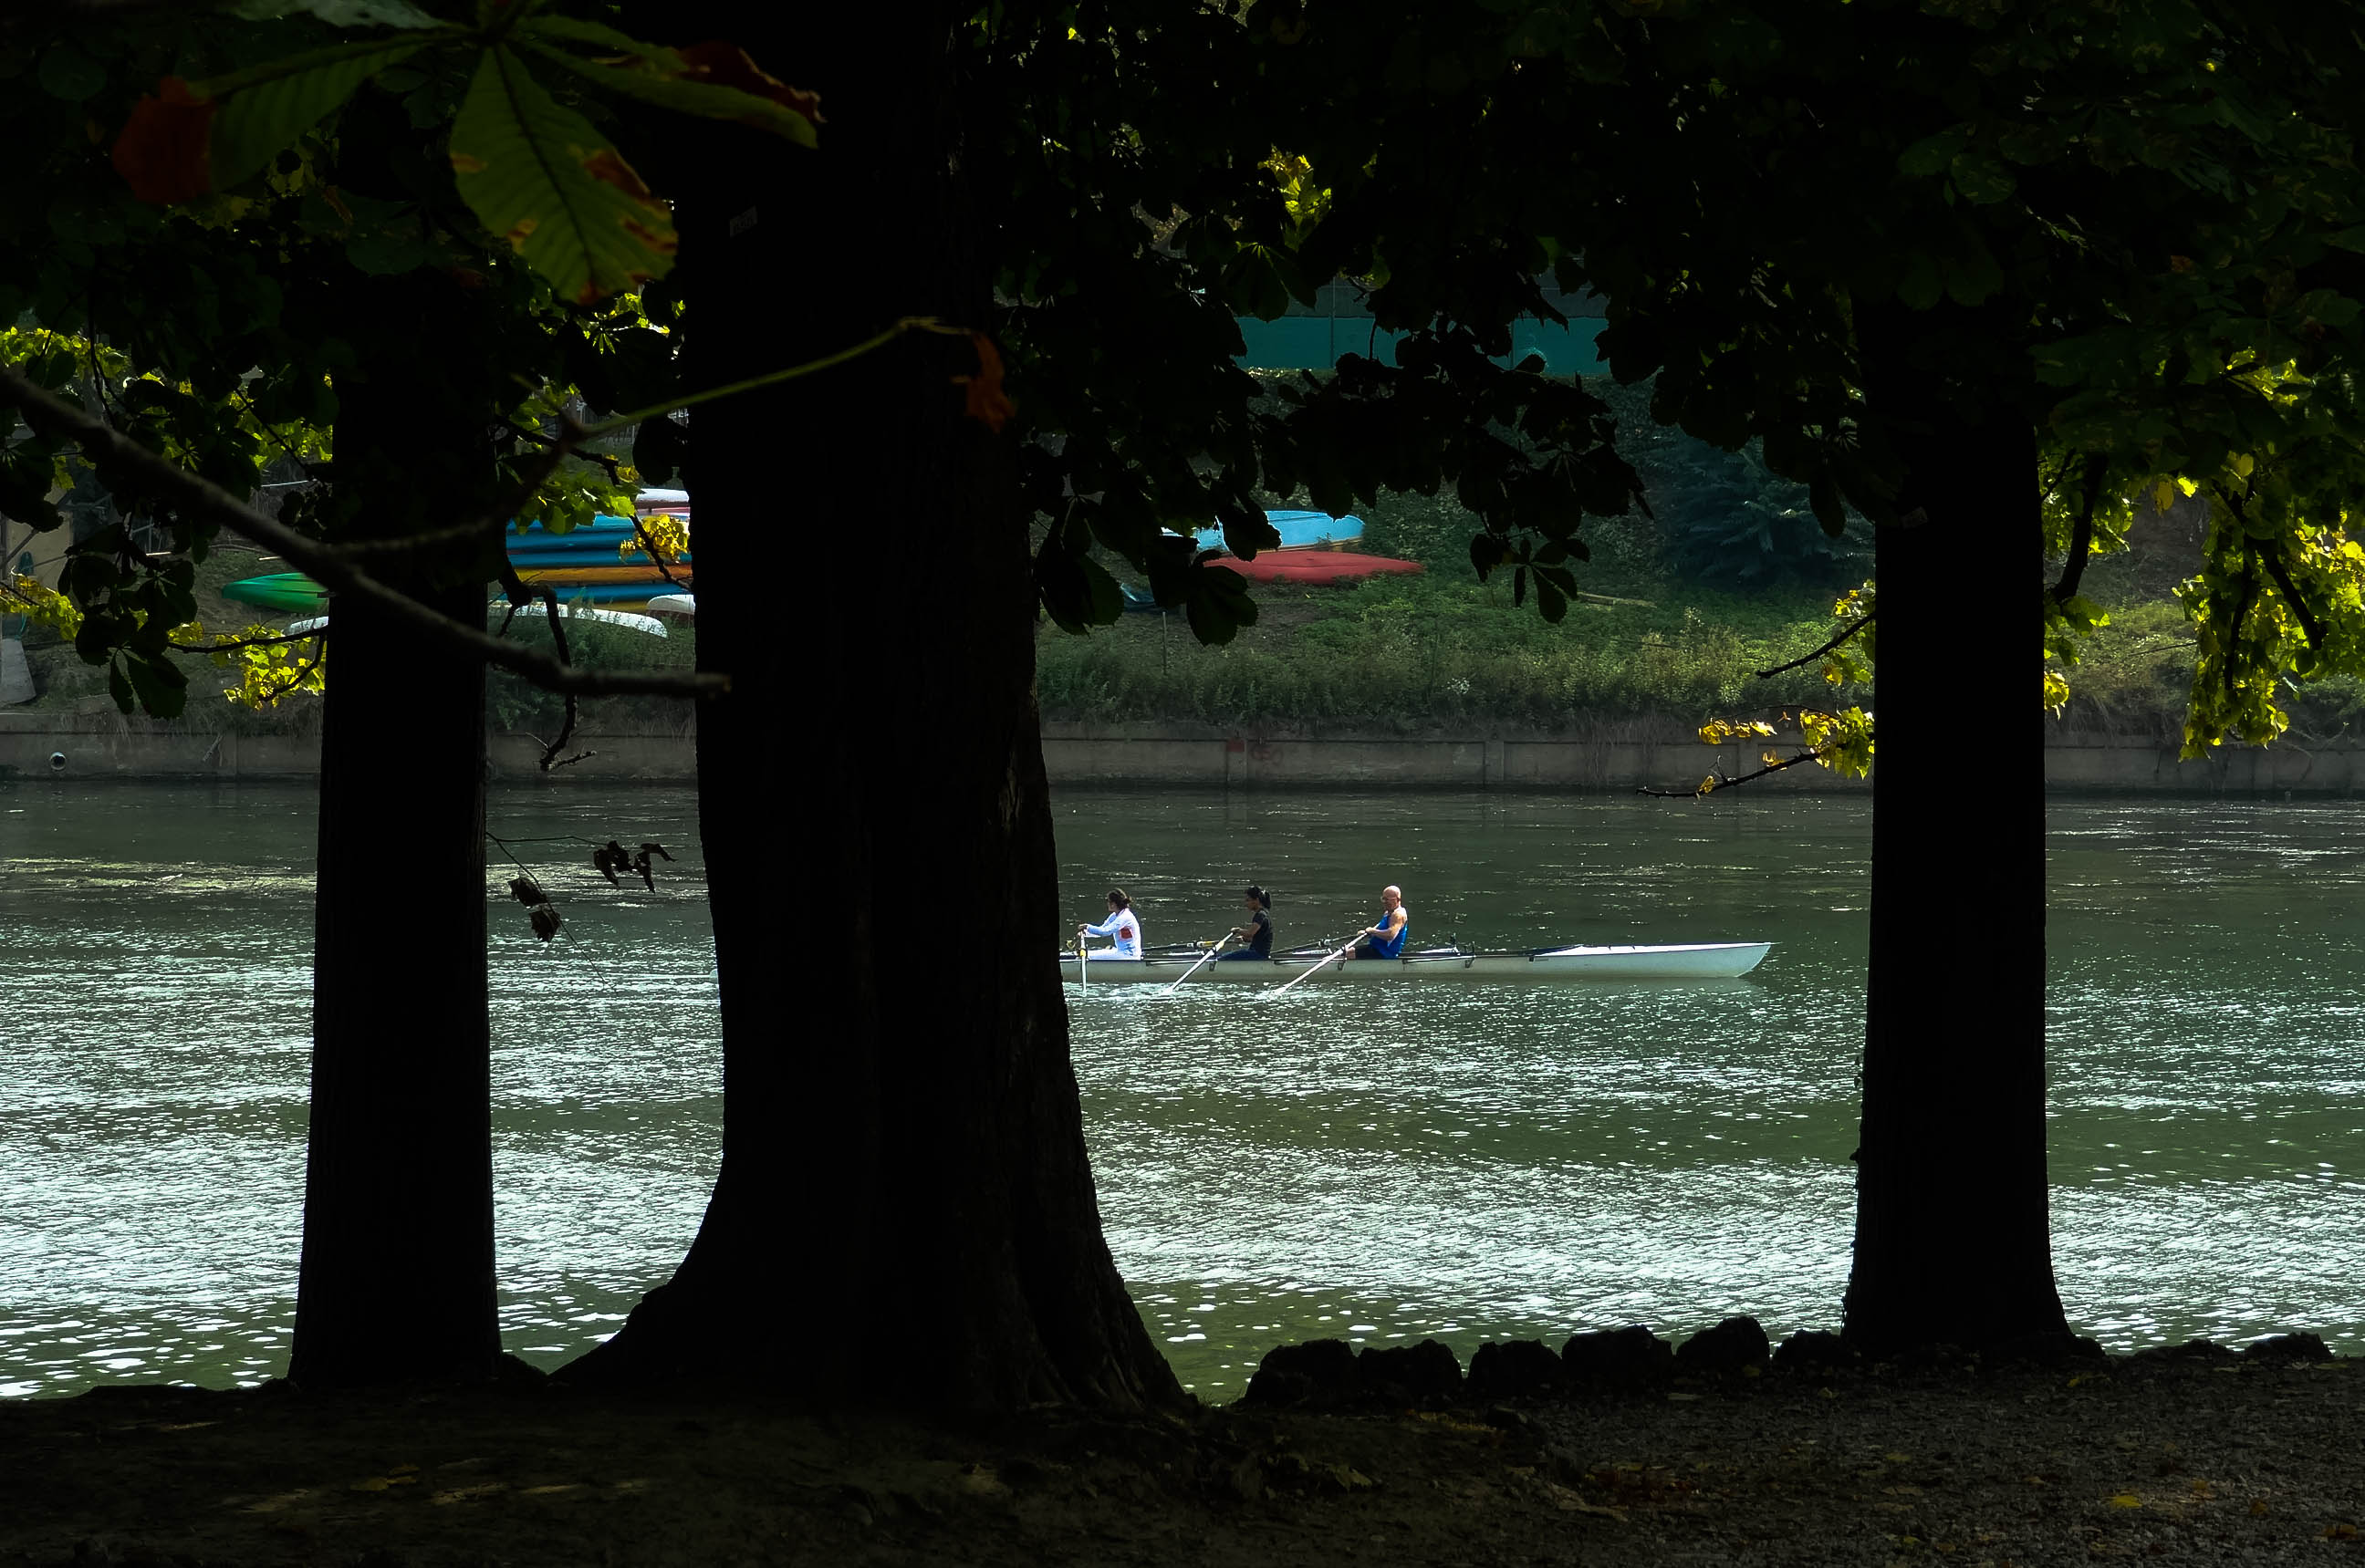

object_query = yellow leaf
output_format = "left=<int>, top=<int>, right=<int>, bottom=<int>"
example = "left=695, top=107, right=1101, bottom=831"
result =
left=2109, top=1493, right=2142, bottom=1509
left=2250, top=1500, right=2270, bottom=1516
left=2232, top=452, right=2255, bottom=477
left=2154, top=481, right=2177, bottom=513
left=1697, top=775, right=1717, bottom=795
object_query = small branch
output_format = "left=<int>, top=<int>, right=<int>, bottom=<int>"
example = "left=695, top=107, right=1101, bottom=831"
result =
left=2226, top=542, right=2257, bottom=700
left=630, top=518, right=689, bottom=591
left=168, top=628, right=327, bottom=654
left=1638, top=747, right=1828, bottom=798
left=576, top=316, right=967, bottom=440
left=531, top=583, right=586, bottom=773
left=2050, top=452, right=2109, bottom=606
left=1756, top=610, right=1875, bottom=680
left=0, top=364, right=726, bottom=701
left=2259, top=539, right=2327, bottom=649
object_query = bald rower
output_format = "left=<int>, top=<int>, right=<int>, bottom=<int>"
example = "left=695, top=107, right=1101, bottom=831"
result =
left=1349, top=884, right=1410, bottom=960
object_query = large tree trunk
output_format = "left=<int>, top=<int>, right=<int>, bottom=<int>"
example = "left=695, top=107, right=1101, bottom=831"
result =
left=288, top=277, right=503, bottom=1387
left=1842, top=303, right=2068, bottom=1354
left=564, top=9, right=1182, bottom=1410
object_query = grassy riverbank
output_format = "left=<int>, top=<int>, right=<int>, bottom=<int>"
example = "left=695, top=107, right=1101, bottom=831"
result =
left=25, top=394, right=2363, bottom=743
left=1035, top=493, right=1854, bottom=729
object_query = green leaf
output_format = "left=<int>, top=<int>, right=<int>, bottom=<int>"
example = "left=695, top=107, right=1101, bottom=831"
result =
left=515, top=15, right=661, bottom=55
left=1219, top=243, right=1307, bottom=321
left=37, top=47, right=106, bottom=103
left=122, top=650, right=189, bottom=719
left=448, top=46, right=680, bottom=305
left=1948, top=149, right=2016, bottom=205
left=200, top=37, right=434, bottom=189
left=519, top=40, right=819, bottom=148
left=1183, top=562, right=1256, bottom=645
left=1216, top=503, right=1282, bottom=558
left=345, top=227, right=442, bottom=275
left=1943, top=242, right=2005, bottom=306
left=1896, top=128, right=1966, bottom=178
left=1895, top=253, right=1943, bottom=310
left=106, top=657, right=134, bottom=715
left=230, top=0, right=441, bottom=25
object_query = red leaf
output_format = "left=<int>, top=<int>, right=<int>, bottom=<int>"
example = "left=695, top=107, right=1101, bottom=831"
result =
left=672, top=41, right=822, bottom=125
left=112, top=78, right=214, bottom=204
left=955, top=333, right=1016, bottom=433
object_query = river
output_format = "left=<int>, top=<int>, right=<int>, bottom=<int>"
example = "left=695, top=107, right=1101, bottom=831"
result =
left=2, top=782, right=2358, bottom=1398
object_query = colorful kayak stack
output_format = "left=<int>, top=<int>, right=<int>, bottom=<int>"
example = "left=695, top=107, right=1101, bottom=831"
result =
left=220, top=491, right=693, bottom=617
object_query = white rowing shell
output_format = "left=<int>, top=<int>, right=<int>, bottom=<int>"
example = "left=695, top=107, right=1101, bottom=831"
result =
left=1063, top=941, right=1771, bottom=983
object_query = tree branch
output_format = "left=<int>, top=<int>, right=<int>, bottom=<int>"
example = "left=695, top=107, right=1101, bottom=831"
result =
left=630, top=518, right=689, bottom=591
left=1756, top=610, right=1875, bottom=680
left=168, top=627, right=326, bottom=654
left=0, top=364, right=726, bottom=701
left=1638, top=746, right=1829, bottom=798
left=2050, top=452, right=2109, bottom=606
left=2259, top=538, right=2327, bottom=650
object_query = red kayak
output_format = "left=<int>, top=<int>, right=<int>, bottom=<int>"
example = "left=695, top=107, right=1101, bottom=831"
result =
left=1212, top=551, right=1425, bottom=586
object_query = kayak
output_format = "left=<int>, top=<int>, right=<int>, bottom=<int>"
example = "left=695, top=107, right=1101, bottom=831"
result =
left=1211, top=552, right=1423, bottom=586
left=1065, top=940, right=1771, bottom=983
left=1190, top=509, right=1364, bottom=552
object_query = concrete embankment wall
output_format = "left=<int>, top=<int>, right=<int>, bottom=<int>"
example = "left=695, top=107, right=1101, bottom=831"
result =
left=7, top=711, right=2365, bottom=794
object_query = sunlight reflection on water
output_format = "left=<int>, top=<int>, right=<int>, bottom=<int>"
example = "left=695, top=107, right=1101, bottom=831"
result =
left=2, top=784, right=2360, bottom=1400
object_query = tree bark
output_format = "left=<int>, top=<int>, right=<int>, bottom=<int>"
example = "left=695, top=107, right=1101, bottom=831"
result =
left=564, top=9, right=1182, bottom=1411
left=1842, top=302, right=2069, bottom=1355
left=288, top=276, right=504, bottom=1387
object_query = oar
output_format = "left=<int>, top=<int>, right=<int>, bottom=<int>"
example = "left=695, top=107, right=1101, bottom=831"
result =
left=1159, top=932, right=1236, bottom=996
left=1076, top=934, right=1088, bottom=994
left=1269, top=932, right=1360, bottom=998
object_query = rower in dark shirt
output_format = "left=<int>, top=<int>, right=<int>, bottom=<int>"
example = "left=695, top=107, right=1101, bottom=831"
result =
left=1219, top=884, right=1273, bottom=960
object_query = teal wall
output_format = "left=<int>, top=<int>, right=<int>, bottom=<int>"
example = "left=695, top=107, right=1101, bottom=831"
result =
left=1234, top=278, right=1607, bottom=374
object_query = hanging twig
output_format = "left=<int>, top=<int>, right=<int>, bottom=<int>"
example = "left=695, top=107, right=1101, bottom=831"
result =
left=492, top=558, right=593, bottom=772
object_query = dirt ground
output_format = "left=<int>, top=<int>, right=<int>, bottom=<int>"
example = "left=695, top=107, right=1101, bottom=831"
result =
left=2, top=1355, right=2358, bottom=1568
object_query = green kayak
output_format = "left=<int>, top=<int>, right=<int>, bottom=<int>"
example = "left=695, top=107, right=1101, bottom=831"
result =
left=219, top=572, right=329, bottom=613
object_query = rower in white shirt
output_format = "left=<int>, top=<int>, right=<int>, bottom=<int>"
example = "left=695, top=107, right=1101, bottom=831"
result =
left=1077, top=888, right=1145, bottom=959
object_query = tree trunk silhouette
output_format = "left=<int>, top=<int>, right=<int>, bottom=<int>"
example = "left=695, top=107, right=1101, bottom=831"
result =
left=1842, top=302, right=2069, bottom=1354
left=565, top=8, right=1182, bottom=1411
left=288, top=276, right=503, bottom=1387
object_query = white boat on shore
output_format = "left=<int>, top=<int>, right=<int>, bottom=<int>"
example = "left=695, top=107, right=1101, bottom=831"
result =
left=1064, top=941, right=1771, bottom=984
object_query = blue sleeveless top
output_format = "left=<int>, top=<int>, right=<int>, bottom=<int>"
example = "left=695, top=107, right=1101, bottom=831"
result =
left=1368, top=909, right=1409, bottom=959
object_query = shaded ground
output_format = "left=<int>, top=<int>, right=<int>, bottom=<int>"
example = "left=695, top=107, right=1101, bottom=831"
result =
left=3, top=1356, right=2357, bottom=1566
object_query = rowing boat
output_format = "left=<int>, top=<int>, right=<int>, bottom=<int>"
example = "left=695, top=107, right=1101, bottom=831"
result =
left=1064, top=940, right=1771, bottom=983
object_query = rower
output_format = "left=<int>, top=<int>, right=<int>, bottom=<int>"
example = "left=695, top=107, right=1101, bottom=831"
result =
left=1349, top=884, right=1410, bottom=960
left=1078, top=888, right=1144, bottom=959
left=1218, top=884, right=1274, bottom=961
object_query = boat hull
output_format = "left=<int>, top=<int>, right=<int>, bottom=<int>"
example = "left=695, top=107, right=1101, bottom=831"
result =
left=1063, top=941, right=1771, bottom=983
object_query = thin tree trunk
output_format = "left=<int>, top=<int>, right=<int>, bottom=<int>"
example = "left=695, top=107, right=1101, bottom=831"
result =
left=1843, top=303, right=2068, bottom=1355
left=566, top=7, right=1182, bottom=1411
left=288, top=278, right=501, bottom=1387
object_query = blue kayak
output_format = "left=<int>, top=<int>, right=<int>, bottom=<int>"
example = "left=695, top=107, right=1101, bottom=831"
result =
left=1190, top=508, right=1363, bottom=553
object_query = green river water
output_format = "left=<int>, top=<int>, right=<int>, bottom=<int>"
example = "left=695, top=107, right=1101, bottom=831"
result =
left=2, top=782, right=2359, bottom=1399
